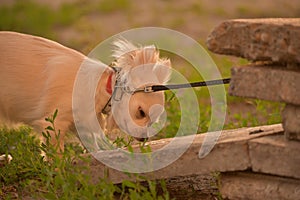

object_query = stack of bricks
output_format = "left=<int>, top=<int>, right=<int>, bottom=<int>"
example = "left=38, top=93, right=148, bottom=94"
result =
left=207, top=18, right=300, bottom=199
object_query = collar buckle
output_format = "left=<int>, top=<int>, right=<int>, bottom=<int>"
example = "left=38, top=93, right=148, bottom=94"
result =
left=144, top=86, right=154, bottom=93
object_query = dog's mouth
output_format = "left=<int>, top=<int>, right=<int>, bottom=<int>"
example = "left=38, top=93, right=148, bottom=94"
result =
left=134, top=137, right=148, bottom=142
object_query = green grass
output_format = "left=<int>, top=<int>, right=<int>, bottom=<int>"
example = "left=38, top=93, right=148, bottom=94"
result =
left=156, top=90, right=283, bottom=139
left=0, top=111, right=170, bottom=199
left=97, top=0, right=131, bottom=13
left=0, top=1, right=57, bottom=38
left=0, top=0, right=92, bottom=40
left=0, top=0, right=131, bottom=40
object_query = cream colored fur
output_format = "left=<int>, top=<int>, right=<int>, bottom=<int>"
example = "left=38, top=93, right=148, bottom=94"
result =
left=0, top=32, right=171, bottom=150
left=107, top=39, right=171, bottom=139
left=0, top=31, right=111, bottom=150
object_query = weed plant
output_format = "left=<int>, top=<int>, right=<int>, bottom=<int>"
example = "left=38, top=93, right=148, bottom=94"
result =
left=0, top=110, right=170, bottom=199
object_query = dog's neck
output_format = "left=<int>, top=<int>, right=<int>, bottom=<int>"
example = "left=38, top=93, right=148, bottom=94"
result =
left=95, top=68, right=116, bottom=115
left=105, top=71, right=114, bottom=95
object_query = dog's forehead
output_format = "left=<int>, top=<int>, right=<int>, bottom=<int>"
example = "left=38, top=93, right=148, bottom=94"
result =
left=126, top=64, right=160, bottom=87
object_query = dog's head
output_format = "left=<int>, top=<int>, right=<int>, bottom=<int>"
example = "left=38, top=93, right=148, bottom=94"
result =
left=106, top=39, right=171, bottom=140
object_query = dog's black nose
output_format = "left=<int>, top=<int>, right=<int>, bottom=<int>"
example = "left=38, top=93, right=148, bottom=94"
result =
left=134, top=137, right=148, bottom=142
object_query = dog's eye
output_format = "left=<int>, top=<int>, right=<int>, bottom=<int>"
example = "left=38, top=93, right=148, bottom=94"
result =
left=137, top=107, right=146, bottom=119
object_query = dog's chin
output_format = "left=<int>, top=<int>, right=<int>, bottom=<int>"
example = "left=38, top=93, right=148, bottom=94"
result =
left=134, top=137, right=148, bottom=142
left=106, top=115, right=149, bottom=142
left=131, top=129, right=149, bottom=142
left=119, top=119, right=149, bottom=140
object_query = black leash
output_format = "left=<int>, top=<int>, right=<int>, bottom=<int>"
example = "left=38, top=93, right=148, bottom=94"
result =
left=137, top=78, right=231, bottom=93
left=102, top=64, right=231, bottom=114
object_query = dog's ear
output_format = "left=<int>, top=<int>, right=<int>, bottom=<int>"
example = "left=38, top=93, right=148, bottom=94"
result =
left=153, top=59, right=171, bottom=84
left=112, top=38, right=138, bottom=60
left=113, top=39, right=159, bottom=69
left=112, top=38, right=172, bottom=83
left=112, top=38, right=138, bottom=72
left=132, top=46, right=171, bottom=84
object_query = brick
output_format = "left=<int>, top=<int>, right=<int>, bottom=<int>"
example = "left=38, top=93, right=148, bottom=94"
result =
left=282, top=104, right=300, bottom=141
left=76, top=124, right=283, bottom=184
left=229, top=64, right=300, bottom=105
left=164, top=174, right=218, bottom=199
left=220, top=172, right=300, bottom=200
left=207, top=18, right=300, bottom=63
left=249, top=135, right=300, bottom=179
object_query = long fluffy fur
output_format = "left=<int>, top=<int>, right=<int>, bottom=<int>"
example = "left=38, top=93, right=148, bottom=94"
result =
left=0, top=32, right=172, bottom=150
left=0, top=32, right=84, bottom=128
left=112, top=38, right=171, bottom=84
left=0, top=32, right=98, bottom=150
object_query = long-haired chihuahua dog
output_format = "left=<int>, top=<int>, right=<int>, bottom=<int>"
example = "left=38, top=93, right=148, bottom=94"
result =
left=0, top=31, right=171, bottom=152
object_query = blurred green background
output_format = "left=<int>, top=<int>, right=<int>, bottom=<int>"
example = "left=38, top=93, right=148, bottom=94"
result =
left=1, top=0, right=299, bottom=137
left=2, top=0, right=300, bottom=53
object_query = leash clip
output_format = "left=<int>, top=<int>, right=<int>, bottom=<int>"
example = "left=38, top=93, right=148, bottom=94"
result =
left=144, top=86, right=154, bottom=93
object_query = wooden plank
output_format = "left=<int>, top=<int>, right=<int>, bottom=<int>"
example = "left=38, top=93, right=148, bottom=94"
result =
left=220, top=172, right=300, bottom=200
left=229, top=65, right=300, bottom=105
left=249, top=134, right=300, bottom=179
left=207, top=18, right=300, bottom=63
left=282, top=104, right=300, bottom=141
left=77, top=124, right=283, bottom=183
